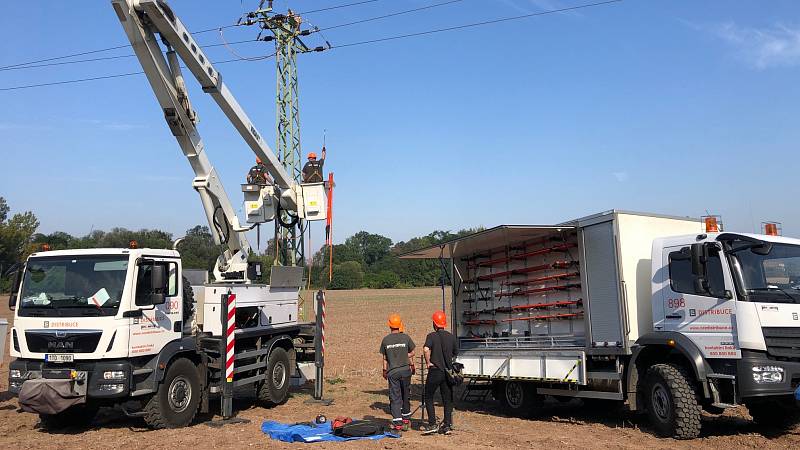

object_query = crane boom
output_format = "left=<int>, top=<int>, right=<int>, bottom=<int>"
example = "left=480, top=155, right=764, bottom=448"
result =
left=111, top=0, right=299, bottom=281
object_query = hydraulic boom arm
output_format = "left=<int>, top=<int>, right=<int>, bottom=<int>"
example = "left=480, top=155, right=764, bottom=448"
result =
left=112, top=0, right=298, bottom=281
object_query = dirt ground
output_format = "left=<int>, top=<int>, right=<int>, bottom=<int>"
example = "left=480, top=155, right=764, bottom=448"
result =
left=1, top=288, right=799, bottom=449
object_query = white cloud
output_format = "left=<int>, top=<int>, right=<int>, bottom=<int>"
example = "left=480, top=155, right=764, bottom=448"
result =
left=709, top=22, right=800, bottom=69
left=612, top=171, right=629, bottom=182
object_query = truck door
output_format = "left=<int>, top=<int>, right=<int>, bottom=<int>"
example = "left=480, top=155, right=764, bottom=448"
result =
left=660, top=244, right=740, bottom=358
left=129, top=258, right=183, bottom=357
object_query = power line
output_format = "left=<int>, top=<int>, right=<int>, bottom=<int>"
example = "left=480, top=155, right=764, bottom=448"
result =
left=0, top=55, right=274, bottom=92
left=0, top=38, right=258, bottom=72
left=0, top=24, right=239, bottom=71
left=318, top=0, right=466, bottom=32
left=331, top=0, right=622, bottom=49
left=298, top=0, right=384, bottom=15
left=0, top=0, right=622, bottom=92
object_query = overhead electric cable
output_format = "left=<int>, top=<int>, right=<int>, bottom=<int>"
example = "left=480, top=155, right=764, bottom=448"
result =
left=298, top=0, right=384, bottom=15
left=318, top=0, right=466, bottom=32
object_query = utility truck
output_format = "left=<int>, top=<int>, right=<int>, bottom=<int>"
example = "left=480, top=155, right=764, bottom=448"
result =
left=6, top=0, right=328, bottom=429
left=404, top=210, right=800, bottom=439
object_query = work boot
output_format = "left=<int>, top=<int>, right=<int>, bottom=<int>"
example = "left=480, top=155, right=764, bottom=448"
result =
left=438, top=424, right=452, bottom=435
left=420, top=423, right=439, bottom=435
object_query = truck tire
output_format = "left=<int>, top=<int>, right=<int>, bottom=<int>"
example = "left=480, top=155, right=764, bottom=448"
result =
left=143, top=358, right=200, bottom=429
left=493, top=380, right=540, bottom=417
left=747, top=398, right=800, bottom=428
left=257, top=347, right=290, bottom=406
left=38, top=404, right=99, bottom=429
left=182, top=276, right=195, bottom=323
left=644, top=363, right=701, bottom=439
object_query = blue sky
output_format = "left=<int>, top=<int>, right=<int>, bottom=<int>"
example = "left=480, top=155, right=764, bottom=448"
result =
left=1, top=0, right=799, bottom=251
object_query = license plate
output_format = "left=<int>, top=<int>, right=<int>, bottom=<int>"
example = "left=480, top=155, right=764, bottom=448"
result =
left=45, top=354, right=74, bottom=363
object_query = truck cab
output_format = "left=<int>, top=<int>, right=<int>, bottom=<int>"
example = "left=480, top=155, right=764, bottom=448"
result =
left=8, top=248, right=189, bottom=399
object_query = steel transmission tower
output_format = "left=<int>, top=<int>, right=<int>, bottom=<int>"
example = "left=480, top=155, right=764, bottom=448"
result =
left=243, top=2, right=315, bottom=267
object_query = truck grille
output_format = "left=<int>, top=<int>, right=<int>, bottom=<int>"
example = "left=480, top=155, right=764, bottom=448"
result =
left=762, top=327, right=800, bottom=360
left=25, top=330, right=102, bottom=354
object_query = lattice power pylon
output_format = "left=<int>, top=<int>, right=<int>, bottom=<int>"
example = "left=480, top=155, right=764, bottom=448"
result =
left=244, top=3, right=313, bottom=267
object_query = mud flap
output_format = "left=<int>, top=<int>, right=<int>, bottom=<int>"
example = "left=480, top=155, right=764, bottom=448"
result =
left=18, top=378, right=87, bottom=415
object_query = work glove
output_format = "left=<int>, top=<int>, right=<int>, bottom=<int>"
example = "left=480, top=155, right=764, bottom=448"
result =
left=382, top=369, right=388, bottom=380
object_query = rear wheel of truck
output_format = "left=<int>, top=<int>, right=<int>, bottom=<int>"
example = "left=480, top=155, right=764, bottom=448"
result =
left=747, top=398, right=800, bottom=428
left=493, top=380, right=540, bottom=417
left=143, top=358, right=200, bottom=429
left=38, top=403, right=99, bottom=430
left=257, top=347, right=290, bottom=406
left=644, top=363, right=701, bottom=439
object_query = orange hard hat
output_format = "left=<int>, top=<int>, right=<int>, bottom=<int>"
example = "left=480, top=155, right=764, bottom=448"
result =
left=308, top=152, right=317, bottom=160
left=388, top=313, right=403, bottom=330
left=432, top=310, right=447, bottom=329
left=256, top=156, right=262, bottom=164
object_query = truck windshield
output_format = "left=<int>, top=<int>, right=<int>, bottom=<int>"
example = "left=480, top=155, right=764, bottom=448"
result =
left=731, top=243, right=800, bottom=303
left=18, top=255, right=129, bottom=317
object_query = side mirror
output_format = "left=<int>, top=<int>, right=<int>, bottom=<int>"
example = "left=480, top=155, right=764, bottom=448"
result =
left=136, top=262, right=168, bottom=306
left=690, top=243, right=706, bottom=276
left=8, top=266, right=22, bottom=310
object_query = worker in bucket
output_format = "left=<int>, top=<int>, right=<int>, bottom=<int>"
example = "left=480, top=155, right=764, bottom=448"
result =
left=379, top=313, right=416, bottom=432
left=421, top=310, right=458, bottom=435
left=302, top=146, right=326, bottom=183
left=247, top=157, right=273, bottom=185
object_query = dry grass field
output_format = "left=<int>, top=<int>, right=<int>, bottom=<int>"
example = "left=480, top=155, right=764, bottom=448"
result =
left=1, top=288, right=799, bottom=449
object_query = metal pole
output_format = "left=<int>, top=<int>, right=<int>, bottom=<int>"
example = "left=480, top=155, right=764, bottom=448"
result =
left=220, top=291, right=236, bottom=419
left=314, top=290, right=325, bottom=400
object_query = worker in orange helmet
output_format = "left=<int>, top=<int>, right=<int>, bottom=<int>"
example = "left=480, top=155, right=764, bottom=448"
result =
left=246, top=156, right=273, bottom=185
left=379, top=313, right=416, bottom=432
left=421, top=310, right=458, bottom=435
left=302, top=146, right=326, bottom=183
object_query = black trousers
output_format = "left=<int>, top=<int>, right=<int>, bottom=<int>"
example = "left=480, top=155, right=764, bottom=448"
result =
left=387, top=370, right=412, bottom=422
left=424, top=367, right=453, bottom=426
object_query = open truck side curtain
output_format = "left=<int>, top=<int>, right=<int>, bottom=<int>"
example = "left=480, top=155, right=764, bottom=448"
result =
left=401, top=210, right=800, bottom=440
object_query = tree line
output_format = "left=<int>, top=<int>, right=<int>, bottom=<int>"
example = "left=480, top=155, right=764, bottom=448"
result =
left=0, top=196, right=481, bottom=291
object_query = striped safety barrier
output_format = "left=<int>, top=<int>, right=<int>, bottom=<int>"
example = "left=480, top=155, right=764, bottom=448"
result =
left=225, top=293, right=236, bottom=383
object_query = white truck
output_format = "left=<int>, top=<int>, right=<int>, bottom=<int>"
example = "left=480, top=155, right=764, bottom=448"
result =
left=403, top=210, right=800, bottom=439
left=6, top=0, right=326, bottom=429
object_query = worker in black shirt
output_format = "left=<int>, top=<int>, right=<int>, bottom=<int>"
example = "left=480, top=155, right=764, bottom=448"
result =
left=301, top=146, right=326, bottom=183
left=421, top=310, right=459, bottom=435
left=246, top=157, right=273, bottom=185
left=379, top=313, right=416, bottom=432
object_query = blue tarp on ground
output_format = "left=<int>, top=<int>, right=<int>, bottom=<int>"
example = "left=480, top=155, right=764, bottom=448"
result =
left=261, top=420, right=399, bottom=443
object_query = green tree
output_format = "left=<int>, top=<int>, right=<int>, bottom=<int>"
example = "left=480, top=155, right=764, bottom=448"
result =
left=345, top=231, right=392, bottom=266
left=178, top=225, right=221, bottom=272
left=328, top=261, right=364, bottom=290
left=0, top=197, right=40, bottom=292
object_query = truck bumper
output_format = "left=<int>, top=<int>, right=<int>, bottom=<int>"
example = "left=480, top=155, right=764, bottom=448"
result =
left=9, top=359, right=133, bottom=399
left=736, top=351, right=800, bottom=400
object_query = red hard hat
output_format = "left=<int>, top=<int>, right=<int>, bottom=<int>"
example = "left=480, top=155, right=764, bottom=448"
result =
left=432, top=310, right=447, bottom=329
left=308, top=152, right=317, bottom=160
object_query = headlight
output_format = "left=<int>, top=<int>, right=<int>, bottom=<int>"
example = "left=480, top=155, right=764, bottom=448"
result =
left=103, top=370, right=125, bottom=380
left=752, top=366, right=784, bottom=384
left=10, top=369, right=22, bottom=379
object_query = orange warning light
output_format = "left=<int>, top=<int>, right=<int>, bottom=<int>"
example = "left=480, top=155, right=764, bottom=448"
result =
left=703, top=216, right=720, bottom=233
left=764, top=222, right=780, bottom=236
left=41, top=243, right=51, bottom=252
left=129, top=240, right=138, bottom=249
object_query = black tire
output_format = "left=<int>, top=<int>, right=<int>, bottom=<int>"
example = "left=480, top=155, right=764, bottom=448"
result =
left=492, top=380, right=540, bottom=417
left=143, top=358, right=201, bottom=429
left=257, top=347, right=290, bottom=406
left=644, top=364, right=701, bottom=439
left=182, top=276, right=195, bottom=323
left=38, top=404, right=99, bottom=430
left=747, top=398, right=800, bottom=428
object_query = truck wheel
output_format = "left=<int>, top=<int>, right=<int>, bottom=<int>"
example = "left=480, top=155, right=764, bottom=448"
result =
left=747, top=398, right=800, bottom=428
left=493, top=380, right=540, bottom=417
left=38, top=404, right=99, bottom=429
left=257, top=347, right=290, bottom=406
left=182, top=276, right=195, bottom=323
left=143, top=358, right=200, bottom=429
left=644, top=364, right=701, bottom=439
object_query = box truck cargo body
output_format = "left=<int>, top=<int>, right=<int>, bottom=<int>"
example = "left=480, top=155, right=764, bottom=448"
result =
left=403, top=210, right=800, bottom=439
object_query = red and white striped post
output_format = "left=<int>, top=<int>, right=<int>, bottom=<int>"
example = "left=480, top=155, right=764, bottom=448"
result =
left=314, top=290, right=326, bottom=400
left=221, top=291, right=236, bottom=419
